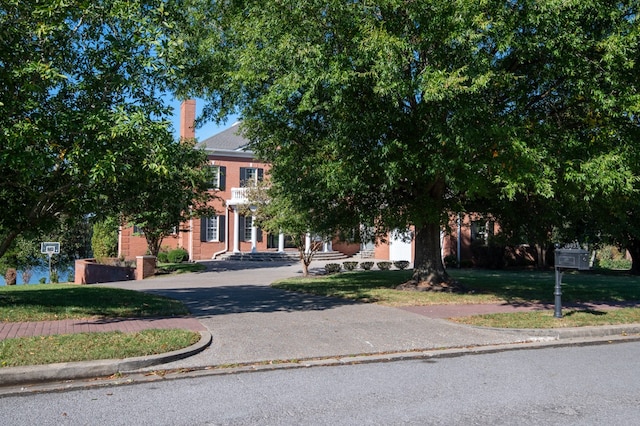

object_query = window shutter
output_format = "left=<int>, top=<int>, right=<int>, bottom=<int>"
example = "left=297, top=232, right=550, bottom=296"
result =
left=257, top=227, right=263, bottom=242
left=219, top=216, right=225, bottom=242
left=239, top=167, right=247, bottom=187
left=219, top=166, right=226, bottom=190
left=257, top=168, right=264, bottom=182
left=200, top=217, right=207, bottom=242
left=238, top=216, right=245, bottom=241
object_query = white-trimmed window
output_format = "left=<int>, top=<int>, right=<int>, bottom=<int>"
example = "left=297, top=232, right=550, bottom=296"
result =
left=243, top=216, right=253, bottom=241
left=239, top=167, right=264, bottom=187
left=208, top=165, right=226, bottom=190
left=201, top=216, right=225, bottom=242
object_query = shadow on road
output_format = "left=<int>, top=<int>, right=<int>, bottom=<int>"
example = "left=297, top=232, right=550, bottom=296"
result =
left=145, top=285, right=356, bottom=317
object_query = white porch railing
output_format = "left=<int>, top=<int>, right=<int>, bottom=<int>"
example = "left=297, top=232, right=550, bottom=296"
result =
left=228, top=187, right=249, bottom=205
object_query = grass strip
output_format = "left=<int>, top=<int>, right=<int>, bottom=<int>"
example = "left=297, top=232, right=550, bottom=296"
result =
left=450, top=308, right=640, bottom=329
left=0, top=284, right=189, bottom=322
left=272, top=270, right=502, bottom=305
left=156, top=262, right=207, bottom=274
left=0, top=329, right=200, bottom=367
left=272, top=269, right=640, bottom=306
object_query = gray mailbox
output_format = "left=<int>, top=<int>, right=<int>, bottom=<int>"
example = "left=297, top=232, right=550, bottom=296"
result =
left=555, top=248, right=590, bottom=270
left=553, top=247, right=591, bottom=318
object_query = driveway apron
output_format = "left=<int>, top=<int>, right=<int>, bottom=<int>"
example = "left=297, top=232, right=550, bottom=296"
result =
left=104, top=261, right=532, bottom=370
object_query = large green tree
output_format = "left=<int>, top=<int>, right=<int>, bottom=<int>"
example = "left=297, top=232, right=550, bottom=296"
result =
left=0, top=0, right=185, bottom=258
left=176, top=0, right=639, bottom=284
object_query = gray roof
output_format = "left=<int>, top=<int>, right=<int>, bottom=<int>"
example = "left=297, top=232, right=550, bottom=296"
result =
left=196, top=122, right=251, bottom=152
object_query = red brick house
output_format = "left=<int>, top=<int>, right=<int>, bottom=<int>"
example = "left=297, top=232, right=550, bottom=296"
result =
left=119, top=101, right=507, bottom=265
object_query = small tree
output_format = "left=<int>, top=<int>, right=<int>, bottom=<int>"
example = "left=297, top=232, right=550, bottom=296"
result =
left=246, top=181, right=330, bottom=277
left=117, top=136, right=217, bottom=257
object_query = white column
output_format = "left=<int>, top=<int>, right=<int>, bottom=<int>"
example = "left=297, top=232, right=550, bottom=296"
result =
left=251, top=215, right=258, bottom=253
left=323, top=241, right=329, bottom=252
left=305, top=233, right=311, bottom=253
left=278, top=233, right=285, bottom=253
left=233, top=207, right=240, bottom=253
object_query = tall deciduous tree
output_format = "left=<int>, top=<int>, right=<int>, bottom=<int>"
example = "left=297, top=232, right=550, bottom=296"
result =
left=175, top=0, right=639, bottom=284
left=0, top=0, right=185, bottom=258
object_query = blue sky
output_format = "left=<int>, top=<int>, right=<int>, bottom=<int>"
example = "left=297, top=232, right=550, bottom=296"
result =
left=167, top=97, right=239, bottom=141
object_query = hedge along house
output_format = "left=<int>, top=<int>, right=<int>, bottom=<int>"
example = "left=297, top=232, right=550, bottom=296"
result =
left=119, top=101, right=523, bottom=265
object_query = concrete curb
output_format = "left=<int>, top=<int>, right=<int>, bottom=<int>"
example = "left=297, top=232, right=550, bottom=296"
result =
left=471, top=323, right=640, bottom=340
left=0, top=331, right=212, bottom=387
left=2, top=327, right=639, bottom=396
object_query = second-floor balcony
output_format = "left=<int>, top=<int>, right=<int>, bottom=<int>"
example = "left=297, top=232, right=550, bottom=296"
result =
left=227, top=187, right=250, bottom=206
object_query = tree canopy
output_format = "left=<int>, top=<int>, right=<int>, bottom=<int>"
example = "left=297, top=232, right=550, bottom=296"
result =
left=176, top=0, right=639, bottom=279
left=0, top=0, right=188, bottom=258
left=116, top=136, right=217, bottom=257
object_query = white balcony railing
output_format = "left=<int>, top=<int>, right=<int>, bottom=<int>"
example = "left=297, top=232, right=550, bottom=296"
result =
left=228, top=187, right=250, bottom=205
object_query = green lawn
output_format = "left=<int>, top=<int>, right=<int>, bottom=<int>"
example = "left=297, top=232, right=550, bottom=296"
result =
left=0, top=284, right=196, bottom=367
left=0, top=329, right=200, bottom=367
left=272, top=268, right=640, bottom=328
left=273, top=269, right=640, bottom=306
left=0, top=284, right=189, bottom=322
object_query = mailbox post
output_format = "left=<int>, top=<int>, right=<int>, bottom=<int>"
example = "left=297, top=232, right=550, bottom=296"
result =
left=554, top=248, right=590, bottom=318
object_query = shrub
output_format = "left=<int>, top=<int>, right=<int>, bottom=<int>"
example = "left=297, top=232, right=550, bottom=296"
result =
left=50, top=269, right=59, bottom=283
left=376, top=261, right=392, bottom=271
left=167, top=248, right=189, bottom=264
left=444, top=255, right=458, bottom=268
left=91, top=217, right=119, bottom=259
left=325, top=263, right=341, bottom=274
left=39, top=277, right=46, bottom=284
left=360, top=261, right=374, bottom=270
left=343, top=261, right=358, bottom=271
left=157, top=251, right=169, bottom=263
left=393, top=260, right=410, bottom=270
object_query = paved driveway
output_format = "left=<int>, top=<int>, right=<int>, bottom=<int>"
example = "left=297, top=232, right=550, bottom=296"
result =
left=105, top=261, right=534, bottom=369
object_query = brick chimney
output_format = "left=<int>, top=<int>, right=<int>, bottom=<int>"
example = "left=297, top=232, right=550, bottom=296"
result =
left=180, top=99, right=196, bottom=140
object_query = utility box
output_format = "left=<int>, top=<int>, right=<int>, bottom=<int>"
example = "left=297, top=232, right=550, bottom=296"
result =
left=555, top=248, right=590, bottom=270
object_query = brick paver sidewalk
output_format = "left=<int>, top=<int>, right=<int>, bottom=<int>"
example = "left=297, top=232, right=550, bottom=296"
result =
left=0, top=317, right=207, bottom=340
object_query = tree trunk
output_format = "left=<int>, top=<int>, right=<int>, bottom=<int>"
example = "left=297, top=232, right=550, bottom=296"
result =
left=628, top=239, right=640, bottom=275
left=396, top=222, right=465, bottom=292
left=412, top=222, right=449, bottom=284
left=144, top=233, right=163, bottom=257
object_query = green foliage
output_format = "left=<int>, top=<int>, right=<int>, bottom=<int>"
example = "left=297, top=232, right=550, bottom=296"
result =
left=376, top=262, right=392, bottom=271
left=178, top=0, right=640, bottom=282
left=157, top=251, right=169, bottom=263
left=167, top=248, right=189, bottom=264
left=360, top=262, right=374, bottom=271
left=393, top=261, right=410, bottom=270
left=596, top=246, right=632, bottom=270
left=91, top=217, right=119, bottom=259
left=444, top=255, right=459, bottom=269
left=0, top=0, right=188, bottom=258
left=343, top=261, right=358, bottom=271
left=118, top=137, right=217, bottom=257
left=49, top=270, right=59, bottom=284
left=324, top=263, right=341, bottom=274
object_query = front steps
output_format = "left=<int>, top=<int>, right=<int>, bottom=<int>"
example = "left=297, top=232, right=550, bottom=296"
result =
left=217, top=250, right=348, bottom=262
